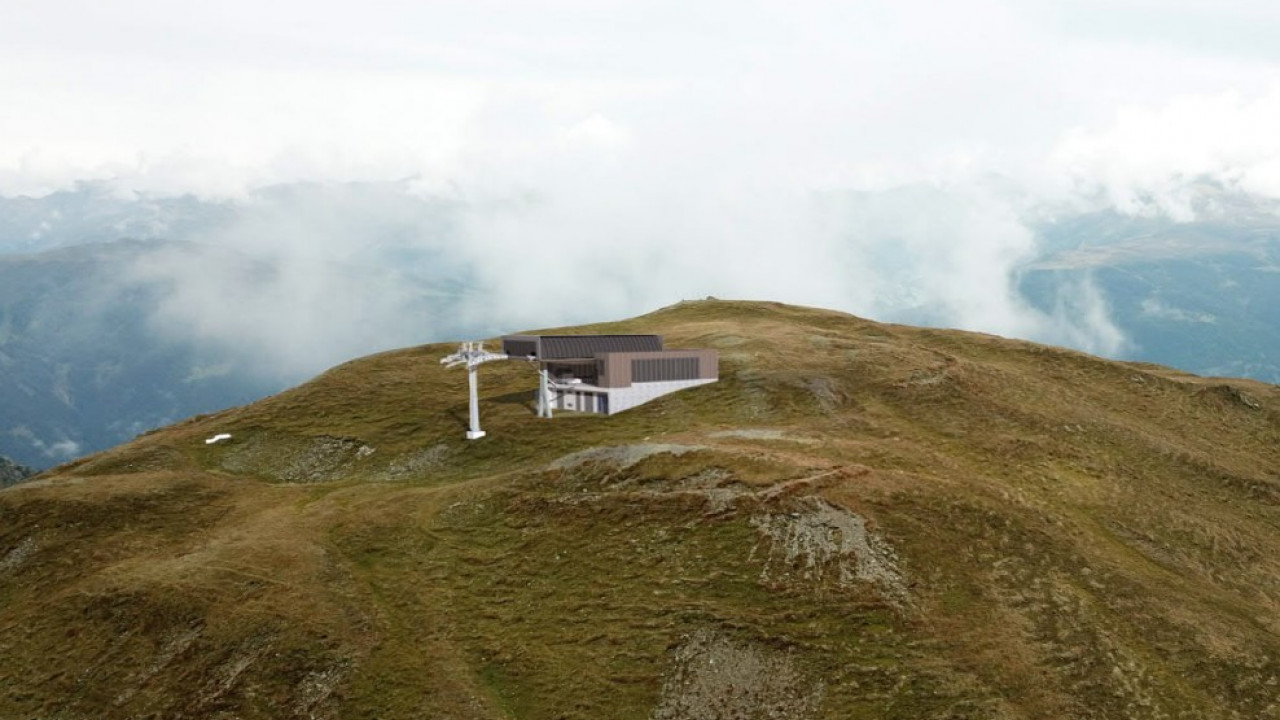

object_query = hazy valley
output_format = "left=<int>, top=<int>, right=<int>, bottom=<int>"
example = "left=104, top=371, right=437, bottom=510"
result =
left=5, top=184, right=1280, bottom=471
left=0, top=185, right=476, bottom=469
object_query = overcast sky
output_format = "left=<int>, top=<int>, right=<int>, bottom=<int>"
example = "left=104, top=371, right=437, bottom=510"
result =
left=6, top=1, right=1280, bottom=198
left=5, top=1, right=1280, bottom=363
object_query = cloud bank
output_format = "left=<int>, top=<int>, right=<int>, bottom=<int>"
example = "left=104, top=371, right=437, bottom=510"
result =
left=6, top=0, right=1280, bottom=371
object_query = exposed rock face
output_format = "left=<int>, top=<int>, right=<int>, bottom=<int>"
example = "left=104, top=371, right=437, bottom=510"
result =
left=0, top=455, right=34, bottom=488
left=654, top=628, right=825, bottom=720
left=751, top=496, right=910, bottom=609
left=215, top=434, right=377, bottom=483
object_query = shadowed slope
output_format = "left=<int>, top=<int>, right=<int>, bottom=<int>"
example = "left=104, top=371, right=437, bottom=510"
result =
left=2, top=300, right=1279, bottom=719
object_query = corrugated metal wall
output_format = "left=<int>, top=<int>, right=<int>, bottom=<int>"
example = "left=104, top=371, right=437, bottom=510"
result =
left=596, top=349, right=718, bottom=387
left=631, top=356, right=700, bottom=383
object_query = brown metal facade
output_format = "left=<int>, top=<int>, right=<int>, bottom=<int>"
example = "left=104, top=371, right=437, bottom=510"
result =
left=595, top=349, right=718, bottom=388
left=500, top=334, right=717, bottom=389
left=632, top=356, right=698, bottom=383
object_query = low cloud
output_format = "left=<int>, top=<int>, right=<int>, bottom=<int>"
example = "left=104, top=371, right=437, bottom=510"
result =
left=124, top=183, right=474, bottom=381
left=450, top=159, right=1129, bottom=357
left=9, top=427, right=81, bottom=460
left=1050, top=87, right=1280, bottom=219
left=91, top=173, right=1131, bottom=381
left=28, top=0, right=1280, bottom=369
left=1035, top=275, right=1130, bottom=357
left=1140, top=297, right=1217, bottom=324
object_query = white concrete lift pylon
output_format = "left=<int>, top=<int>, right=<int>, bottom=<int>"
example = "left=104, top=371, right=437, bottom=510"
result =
left=537, top=365, right=553, bottom=419
left=440, top=342, right=508, bottom=440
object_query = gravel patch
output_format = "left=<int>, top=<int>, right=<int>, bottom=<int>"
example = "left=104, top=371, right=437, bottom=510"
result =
left=293, top=665, right=345, bottom=718
left=375, top=443, right=452, bottom=481
left=0, top=536, right=36, bottom=574
left=709, top=429, right=817, bottom=444
left=805, top=377, right=843, bottom=412
left=549, top=444, right=708, bottom=472
left=653, top=628, right=825, bottom=720
left=219, top=435, right=375, bottom=483
left=751, top=496, right=909, bottom=608
left=113, top=625, right=202, bottom=706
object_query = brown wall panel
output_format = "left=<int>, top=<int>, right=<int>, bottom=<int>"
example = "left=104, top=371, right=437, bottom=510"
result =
left=596, top=349, right=719, bottom=388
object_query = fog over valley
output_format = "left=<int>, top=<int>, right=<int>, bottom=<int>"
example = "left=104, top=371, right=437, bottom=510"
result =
left=4, top=0, right=1280, bottom=466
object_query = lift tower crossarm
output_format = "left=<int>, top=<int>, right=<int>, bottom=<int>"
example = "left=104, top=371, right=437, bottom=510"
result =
left=440, top=342, right=508, bottom=440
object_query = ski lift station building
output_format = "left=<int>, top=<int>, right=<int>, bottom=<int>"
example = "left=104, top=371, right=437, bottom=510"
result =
left=501, top=334, right=718, bottom=415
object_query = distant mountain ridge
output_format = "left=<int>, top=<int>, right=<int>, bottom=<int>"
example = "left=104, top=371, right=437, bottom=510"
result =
left=0, top=454, right=32, bottom=487
left=0, top=238, right=475, bottom=469
left=4, top=182, right=1280, bottom=469
left=0, top=182, right=480, bottom=468
left=1021, top=204, right=1280, bottom=383
left=0, top=183, right=237, bottom=255
left=0, top=240, right=281, bottom=468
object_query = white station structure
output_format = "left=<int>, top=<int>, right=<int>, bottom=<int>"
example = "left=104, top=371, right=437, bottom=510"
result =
left=441, top=334, right=718, bottom=441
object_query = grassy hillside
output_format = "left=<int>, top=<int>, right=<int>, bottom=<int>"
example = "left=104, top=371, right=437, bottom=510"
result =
left=2, top=300, right=1279, bottom=719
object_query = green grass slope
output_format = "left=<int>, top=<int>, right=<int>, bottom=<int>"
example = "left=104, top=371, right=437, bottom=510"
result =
left=2, top=300, right=1279, bottom=719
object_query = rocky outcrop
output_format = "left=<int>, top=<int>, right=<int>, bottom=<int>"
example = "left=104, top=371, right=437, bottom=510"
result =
left=0, top=455, right=34, bottom=488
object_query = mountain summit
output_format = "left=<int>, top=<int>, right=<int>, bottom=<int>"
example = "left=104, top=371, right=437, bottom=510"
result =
left=2, top=300, right=1278, bottom=719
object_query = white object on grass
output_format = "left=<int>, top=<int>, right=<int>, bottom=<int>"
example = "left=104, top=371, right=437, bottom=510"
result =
left=205, top=433, right=232, bottom=445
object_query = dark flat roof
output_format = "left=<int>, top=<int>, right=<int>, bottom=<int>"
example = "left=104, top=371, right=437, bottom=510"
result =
left=504, top=334, right=663, bottom=360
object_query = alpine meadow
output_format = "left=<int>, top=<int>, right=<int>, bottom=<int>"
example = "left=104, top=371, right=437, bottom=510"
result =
left=3, top=301, right=1278, bottom=718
